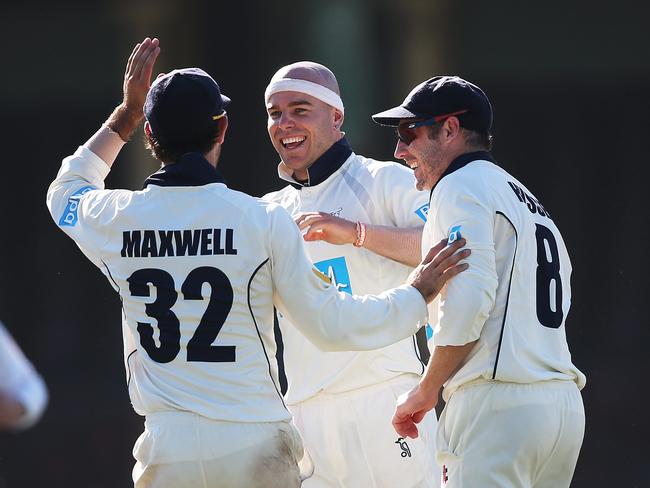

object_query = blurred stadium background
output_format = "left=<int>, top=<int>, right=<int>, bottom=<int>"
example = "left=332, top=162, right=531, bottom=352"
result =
left=0, top=1, right=648, bottom=486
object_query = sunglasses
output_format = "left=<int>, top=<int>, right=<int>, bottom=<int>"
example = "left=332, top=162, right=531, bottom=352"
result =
left=396, top=109, right=468, bottom=145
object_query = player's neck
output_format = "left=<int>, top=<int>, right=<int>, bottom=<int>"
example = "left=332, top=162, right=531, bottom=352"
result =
left=205, top=145, right=221, bottom=168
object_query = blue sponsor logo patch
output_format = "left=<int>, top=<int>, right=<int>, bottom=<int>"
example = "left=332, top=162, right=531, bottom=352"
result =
left=58, top=186, right=95, bottom=227
left=447, top=225, right=462, bottom=244
left=314, top=256, right=352, bottom=295
left=415, top=203, right=429, bottom=222
left=425, top=323, right=433, bottom=340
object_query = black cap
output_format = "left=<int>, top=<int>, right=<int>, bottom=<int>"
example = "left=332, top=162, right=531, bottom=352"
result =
left=372, top=76, right=492, bottom=133
left=144, top=68, right=230, bottom=144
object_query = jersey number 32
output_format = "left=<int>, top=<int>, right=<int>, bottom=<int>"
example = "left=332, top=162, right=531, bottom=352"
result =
left=127, top=266, right=235, bottom=363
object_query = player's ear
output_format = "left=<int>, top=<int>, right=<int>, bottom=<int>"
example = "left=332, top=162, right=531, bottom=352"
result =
left=144, top=121, right=152, bottom=137
left=215, top=116, right=228, bottom=144
left=333, top=109, right=344, bottom=130
left=443, top=116, right=461, bottom=141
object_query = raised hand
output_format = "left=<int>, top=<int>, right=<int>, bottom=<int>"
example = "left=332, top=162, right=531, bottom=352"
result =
left=123, top=37, right=161, bottom=116
left=106, top=37, right=161, bottom=141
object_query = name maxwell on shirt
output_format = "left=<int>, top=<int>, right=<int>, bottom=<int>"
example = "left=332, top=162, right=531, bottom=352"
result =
left=121, top=229, right=237, bottom=257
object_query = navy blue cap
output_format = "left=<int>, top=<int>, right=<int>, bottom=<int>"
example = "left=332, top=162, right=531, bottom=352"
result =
left=372, top=76, right=492, bottom=133
left=144, top=68, right=230, bottom=144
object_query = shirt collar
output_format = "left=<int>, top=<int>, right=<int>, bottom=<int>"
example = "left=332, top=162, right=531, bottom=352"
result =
left=429, top=150, right=494, bottom=200
left=143, top=152, right=227, bottom=188
left=277, top=136, right=353, bottom=190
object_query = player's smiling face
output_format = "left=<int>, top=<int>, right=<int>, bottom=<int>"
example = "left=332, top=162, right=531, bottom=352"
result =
left=394, top=123, right=446, bottom=192
left=267, top=91, right=342, bottom=181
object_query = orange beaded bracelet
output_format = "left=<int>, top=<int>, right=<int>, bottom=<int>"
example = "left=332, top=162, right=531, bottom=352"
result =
left=353, top=221, right=367, bottom=247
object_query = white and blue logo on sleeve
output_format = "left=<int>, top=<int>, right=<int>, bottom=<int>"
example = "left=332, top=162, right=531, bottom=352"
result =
left=59, top=186, right=95, bottom=227
left=415, top=203, right=429, bottom=222
left=447, top=225, right=462, bottom=244
left=314, top=257, right=352, bottom=295
left=425, top=323, right=433, bottom=340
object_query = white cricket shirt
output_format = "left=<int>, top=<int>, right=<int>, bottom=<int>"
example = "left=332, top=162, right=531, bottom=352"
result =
left=264, top=144, right=430, bottom=405
left=422, top=151, right=586, bottom=401
left=47, top=147, right=428, bottom=423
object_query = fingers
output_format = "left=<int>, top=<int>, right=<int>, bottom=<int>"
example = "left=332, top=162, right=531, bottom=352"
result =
left=436, top=247, right=471, bottom=272
left=424, top=249, right=470, bottom=292
left=295, top=212, right=326, bottom=230
left=127, top=37, right=160, bottom=81
left=393, top=389, right=423, bottom=439
left=411, top=410, right=427, bottom=424
left=296, top=213, right=327, bottom=240
left=392, top=411, right=420, bottom=439
left=125, top=42, right=141, bottom=78
left=421, top=238, right=449, bottom=265
left=430, top=238, right=466, bottom=268
left=303, top=228, right=325, bottom=241
left=409, top=238, right=470, bottom=303
left=128, top=38, right=152, bottom=79
left=140, top=42, right=161, bottom=86
left=294, top=212, right=355, bottom=245
left=121, top=37, right=160, bottom=113
left=133, top=38, right=160, bottom=81
left=442, top=261, right=470, bottom=280
left=422, top=242, right=470, bottom=290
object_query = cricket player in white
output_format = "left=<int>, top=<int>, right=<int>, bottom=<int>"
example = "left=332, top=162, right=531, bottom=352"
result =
left=0, top=321, right=48, bottom=431
left=373, top=76, right=586, bottom=487
left=263, top=62, right=440, bottom=487
left=46, top=39, right=470, bottom=488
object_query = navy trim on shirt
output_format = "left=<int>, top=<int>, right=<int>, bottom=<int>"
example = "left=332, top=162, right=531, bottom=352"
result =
left=247, top=258, right=289, bottom=412
left=492, top=211, right=517, bottom=380
left=143, top=152, right=227, bottom=188
left=429, top=150, right=494, bottom=201
left=288, top=136, right=353, bottom=190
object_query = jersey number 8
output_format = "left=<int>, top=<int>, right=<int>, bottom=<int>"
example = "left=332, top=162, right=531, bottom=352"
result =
left=534, top=224, right=564, bottom=329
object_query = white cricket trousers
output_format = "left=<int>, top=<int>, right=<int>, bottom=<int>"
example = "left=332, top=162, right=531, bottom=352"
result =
left=436, top=380, right=585, bottom=488
left=132, top=411, right=303, bottom=488
left=289, top=374, right=440, bottom=488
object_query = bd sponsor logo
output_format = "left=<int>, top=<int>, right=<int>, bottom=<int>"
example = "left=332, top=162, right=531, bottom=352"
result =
left=415, top=203, right=429, bottom=222
left=448, top=225, right=462, bottom=244
left=58, top=186, right=95, bottom=227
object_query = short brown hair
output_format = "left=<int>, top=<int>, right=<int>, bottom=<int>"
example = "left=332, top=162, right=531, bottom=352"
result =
left=145, top=120, right=223, bottom=164
left=427, top=122, right=493, bottom=151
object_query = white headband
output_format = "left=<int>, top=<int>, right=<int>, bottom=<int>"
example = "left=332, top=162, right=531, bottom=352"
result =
left=264, top=78, right=344, bottom=113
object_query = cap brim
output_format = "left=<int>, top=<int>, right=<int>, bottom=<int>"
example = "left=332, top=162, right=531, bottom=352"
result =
left=371, top=106, right=421, bottom=126
left=221, top=94, right=231, bottom=106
